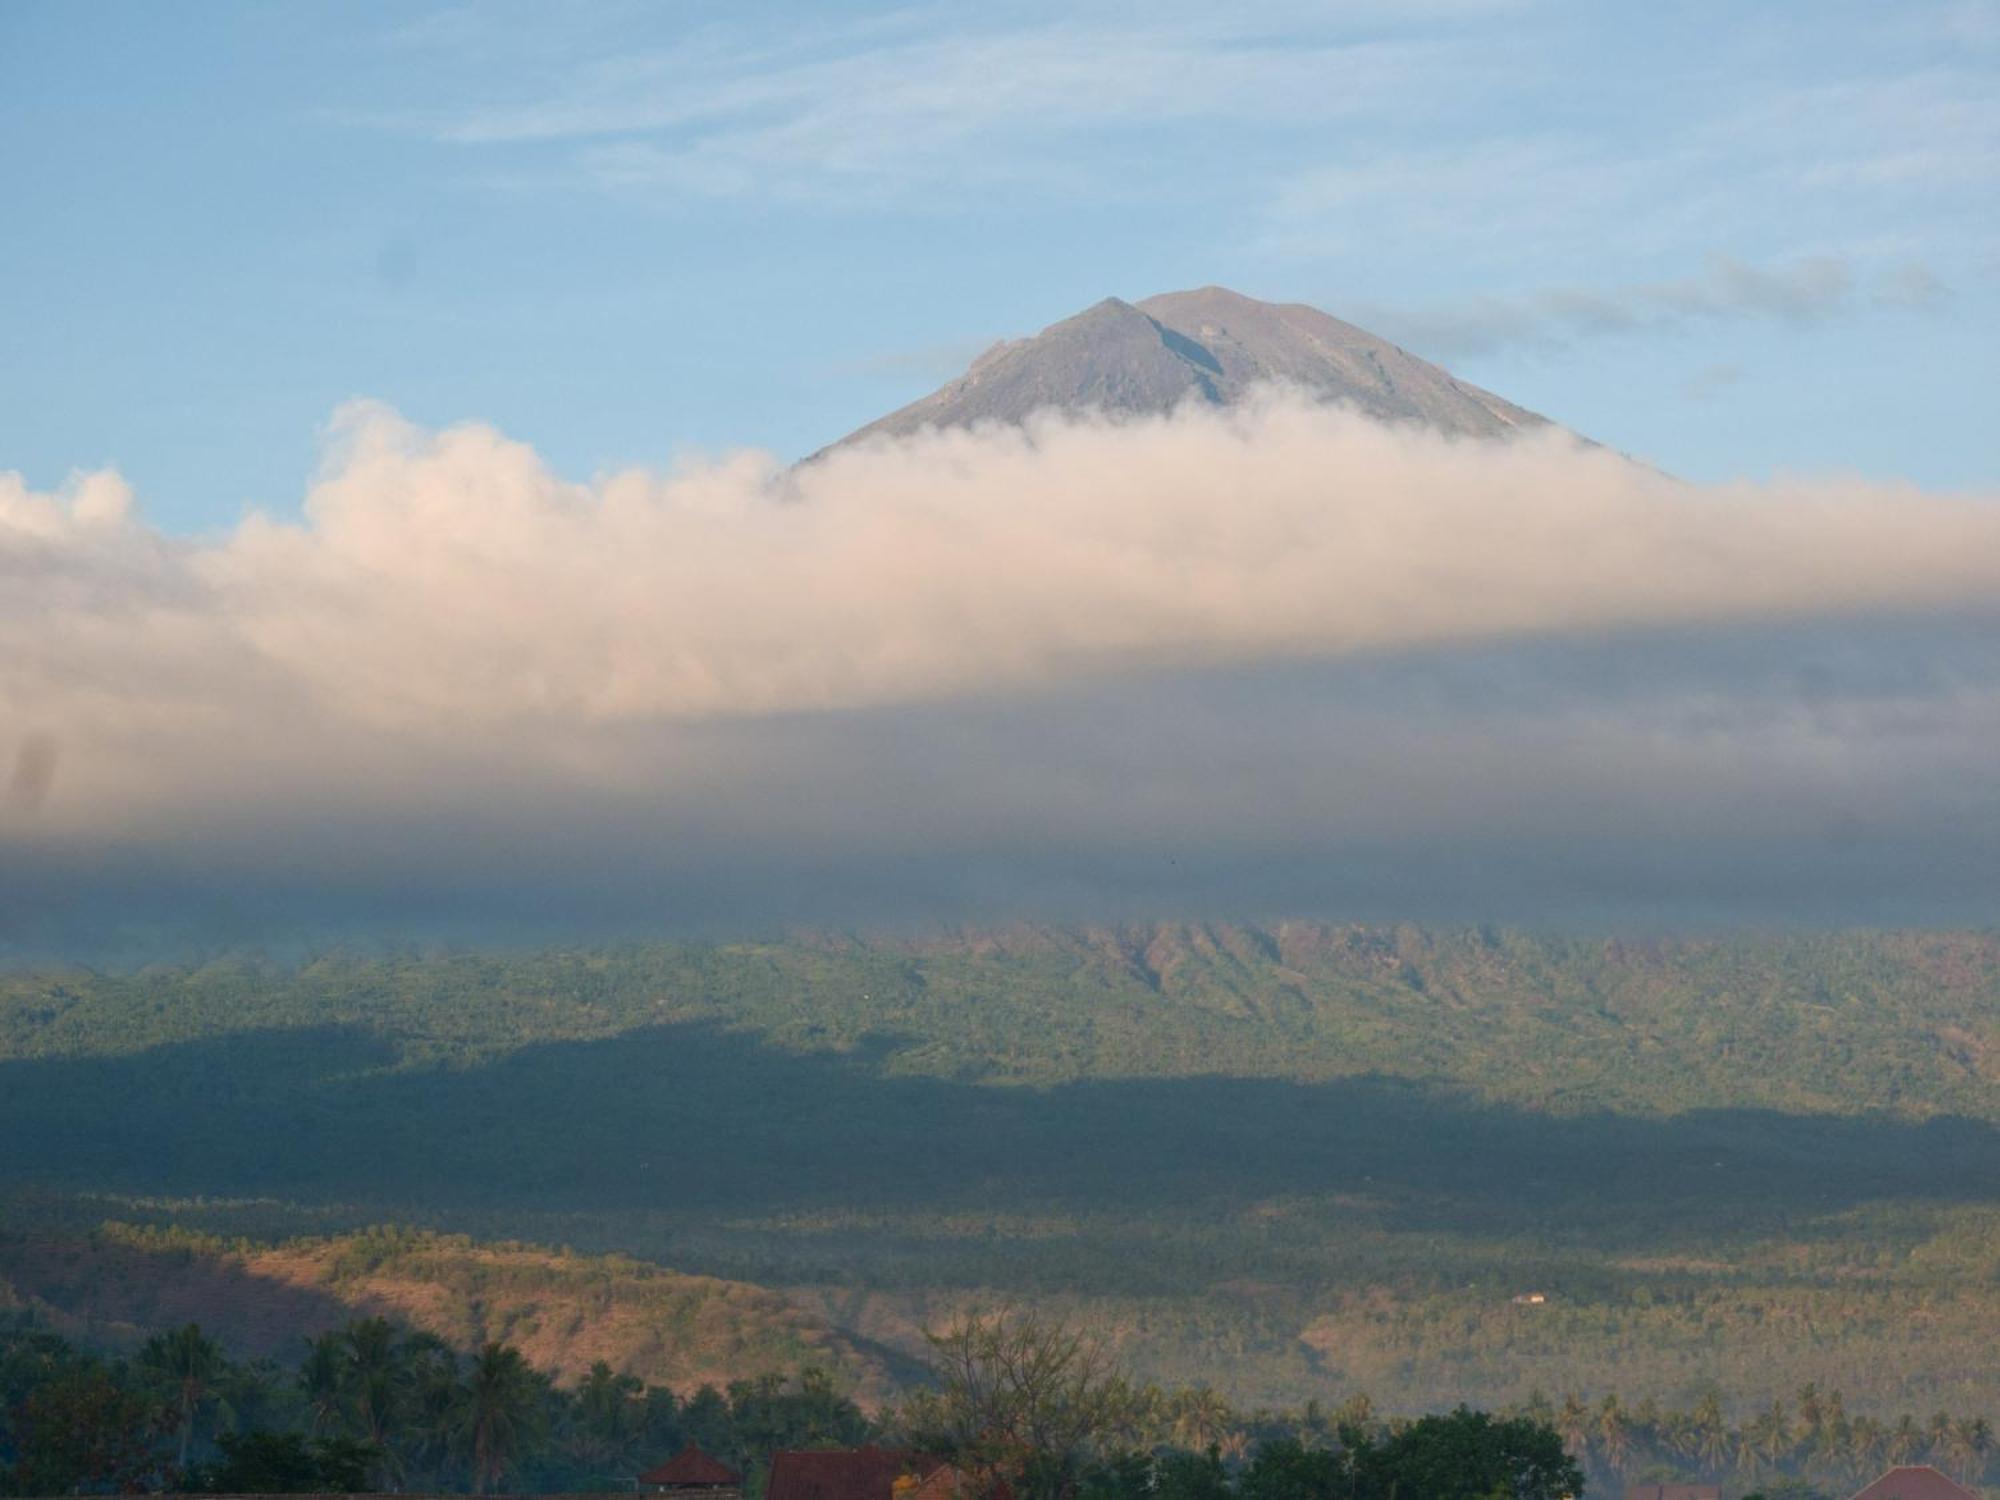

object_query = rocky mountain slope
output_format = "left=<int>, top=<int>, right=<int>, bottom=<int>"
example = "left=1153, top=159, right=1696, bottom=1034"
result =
left=833, top=286, right=1546, bottom=447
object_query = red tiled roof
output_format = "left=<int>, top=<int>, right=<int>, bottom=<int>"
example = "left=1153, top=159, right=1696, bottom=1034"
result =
left=765, top=1448, right=941, bottom=1500
left=911, top=1463, right=1011, bottom=1500
left=1626, top=1485, right=1721, bottom=1500
left=638, top=1446, right=745, bottom=1487
left=1849, top=1467, right=1982, bottom=1500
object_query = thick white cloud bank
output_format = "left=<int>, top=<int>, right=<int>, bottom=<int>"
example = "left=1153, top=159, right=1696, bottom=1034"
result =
left=5, top=392, right=2000, bottom=937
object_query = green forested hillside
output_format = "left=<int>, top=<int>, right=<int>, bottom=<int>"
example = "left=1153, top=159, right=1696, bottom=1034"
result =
left=3, top=925, right=1998, bottom=1416
left=6, top=925, right=1997, bottom=1114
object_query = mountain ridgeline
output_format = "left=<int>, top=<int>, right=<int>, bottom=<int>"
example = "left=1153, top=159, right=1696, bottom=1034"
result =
left=831, top=286, right=1549, bottom=449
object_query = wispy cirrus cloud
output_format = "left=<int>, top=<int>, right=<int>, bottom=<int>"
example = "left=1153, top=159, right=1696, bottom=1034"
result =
left=395, top=6, right=1477, bottom=202
left=1347, top=254, right=1949, bottom=359
left=1261, top=55, right=1999, bottom=266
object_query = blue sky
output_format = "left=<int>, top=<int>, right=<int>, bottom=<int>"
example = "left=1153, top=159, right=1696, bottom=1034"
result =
left=2, top=0, right=1996, bottom=533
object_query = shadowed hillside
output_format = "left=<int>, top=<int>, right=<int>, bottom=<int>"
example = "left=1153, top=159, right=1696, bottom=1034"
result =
left=4, top=925, right=2000, bottom=1412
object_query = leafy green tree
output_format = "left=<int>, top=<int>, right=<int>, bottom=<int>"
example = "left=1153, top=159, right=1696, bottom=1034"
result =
left=1075, top=1450, right=1155, bottom=1500
left=1240, top=1437, right=1351, bottom=1500
left=1154, top=1446, right=1232, bottom=1500
left=193, top=1429, right=381, bottom=1493
left=10, top=1365, right=169, bottom=1497
left=1362, top=1407, right=1584, bottom=1500
left=681, top=1384, right=733, bottom=1459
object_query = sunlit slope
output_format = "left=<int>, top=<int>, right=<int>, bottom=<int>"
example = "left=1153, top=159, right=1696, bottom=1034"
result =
left=832, top=287, right=1548, bottom=450
left=0, top=1223, right=897, bottom=1400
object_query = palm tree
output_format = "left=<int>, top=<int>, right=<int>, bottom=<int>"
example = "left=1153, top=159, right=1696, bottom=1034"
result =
left=1819, top=1391, right=1854, bottom=1484
left=1173, top=1385, right=1233, bottom=1453
left=344, top=1316, right=409, bottom=1449
left=402, top=1333, right=462, bottom=1486
left=1631, top=1397, right=1665, bottom=1465
left=1796, top=1384, right=1826, bottom=1457
left=1928, top=1412, right=1956, bottom=1469
left=301, top=1332, right=347, bottom=1437
left=1844, top=1415, right=1884, bottom=1486
left=1691, top=1392, right=1733, bottom=1475
left=1556, top=1394, right=1592, bottom=1467
left=1742, top=1401, right=1793, bottom=1478
left=571, top=1360, right=642, bottom=1472
left=458, top=1342, right=546, bottom=1495
left=139, top=1322, right=224, bottom=1470
left=1598, top=1395, right=1634, bottom=1478
left=1885, top=1415, right=1924, bottom=1467
left=1965, top=1417, right=1992, bottom=1484
left=1333, top=1392, right=1376, bottom=1432
left=1946, top=1418, right=1991, bottom=1484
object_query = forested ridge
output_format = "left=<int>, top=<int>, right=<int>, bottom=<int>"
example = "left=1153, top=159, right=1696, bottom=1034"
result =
left=3, top=926, right=1999, bottom=1417
left=6, top=925, right=1997, bottom=1116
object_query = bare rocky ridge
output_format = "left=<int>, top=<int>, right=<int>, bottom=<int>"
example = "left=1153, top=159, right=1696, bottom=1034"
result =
left=831, top=285, right=1547, bottom=449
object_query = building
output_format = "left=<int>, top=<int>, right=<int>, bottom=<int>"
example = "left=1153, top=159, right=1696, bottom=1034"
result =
left=1625, top=1484, right=1720, bottom=1500
left=636, top=1444, right=745, bottom=1500
left=765, top=1447, right=945, bottom=1500
left=902, top=1463, right=1010, bottom=1500
left=1846, top=1467, right=1982, bottom=1500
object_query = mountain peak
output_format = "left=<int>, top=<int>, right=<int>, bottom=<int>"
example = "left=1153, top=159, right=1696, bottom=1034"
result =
left=829, top=286, right=1547, bottom=450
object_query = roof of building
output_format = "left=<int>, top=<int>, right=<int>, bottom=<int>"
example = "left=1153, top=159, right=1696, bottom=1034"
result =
left=1625, top=1485, right=1722, bottom=1500
left=908, top=1463, right=1011, bottom=1500
left=637, top=1446, right=745, bottom=1487
left=765, top=1448, right=941, bottom=1500
left=1848, top=1467, right=1983, bottom=1500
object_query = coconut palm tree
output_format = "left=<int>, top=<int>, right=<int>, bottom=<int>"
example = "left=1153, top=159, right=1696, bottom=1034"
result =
left=138, top=1322, right=224, bottom=1471
left=1844, top=1415, right=1884, bottom=1486
left=1333, top=1392, right=1376, bottom=1432
left=1742, top=1401, right=1794, bottom=1479
left=300, top=1332, right=347, bottom=1437
left=1173, top=1385, right=1234, bottom=1453
left=570, top=1360, right=643, bottom=1473
left=1796, top=1385, right=1826, bottom=1457
left=402, top=1332, right=462, bottom=1486
left=458, top=1342, right=546, bottom=1495
left=1885, top=1415, right=1924, bottom=1467
left=1556, top=1394, right=1592, bottom=1467
left=343, top=1316, right=409, bottom=1449
left=1598, top=1395, right=1634, bottom=1479
left=1946, top=1418, right=1992, bottom=1485
left=1928, top=1412, right=1957, bottom=1469
left=1690, top=1392, right=1733, bottom=1476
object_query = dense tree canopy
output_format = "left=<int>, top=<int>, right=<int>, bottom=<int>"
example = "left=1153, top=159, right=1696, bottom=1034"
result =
left=5, top=927, right=2000, bottom=1415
